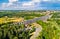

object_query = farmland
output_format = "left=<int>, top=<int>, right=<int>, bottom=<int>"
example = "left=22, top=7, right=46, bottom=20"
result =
left=0, top=10, right=60, bottom=39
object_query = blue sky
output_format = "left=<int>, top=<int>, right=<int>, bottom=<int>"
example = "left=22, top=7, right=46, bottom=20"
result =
left=0, top=0, right=60, bottom=10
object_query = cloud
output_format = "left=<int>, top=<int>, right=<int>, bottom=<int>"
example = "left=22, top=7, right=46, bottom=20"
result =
left=1, top=0, right=58, bottom=10
left=0, top=0, right=41, bottom=10
left=8, top=0, right=41, bottom=7
left=1, top=3, right=8, bottom=8
left=22, top=2, right=34, bottom=7
left=0, top=0, right=19, bottom=9
left=42, top=0, right=50, bottom=1
left=42, top=0, right=60, bottom=2
left=32, top=0, right=41, bottom=2
left=9, top=0, right=18, bottom=3
left=22, top=0, right=41, bottom=8
left=7, top=0, right=18, bottom=6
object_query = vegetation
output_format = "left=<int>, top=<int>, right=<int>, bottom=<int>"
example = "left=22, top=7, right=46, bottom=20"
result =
left=36, top=12, right=60, bottom=39
left=0, top=23, right=36, bottom=39
left=0, top=10, right=60, bottom=39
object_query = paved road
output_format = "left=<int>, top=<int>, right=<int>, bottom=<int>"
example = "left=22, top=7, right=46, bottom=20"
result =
left=13, top=15, right=52, bottom=26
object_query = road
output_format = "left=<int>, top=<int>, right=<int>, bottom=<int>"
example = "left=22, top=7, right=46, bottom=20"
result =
left=13, top=15, right=52, bottom=25
left=30, top=23, right=42, bottom=39
left=30, top=15, right=52, bottom=39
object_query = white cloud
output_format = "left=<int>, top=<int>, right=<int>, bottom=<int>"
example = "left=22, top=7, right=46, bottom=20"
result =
left=1, top=0, right=60, bottom=10
left=7, top=3, right=12, bottom=7
left=42, top=0, right=57, bottom=2
left=2, top=3, right=6, bottom=8
left=22, top=2, right=34, bottom=7
left=22, top=0, right=41, bottom=8
left=1, top=3, right=12, bottom=8
left=7, top=0, right=18, bottom=6
left=1, top=3, right=9, bottom=8
left=32, top=0, right=41, bottom=2
left=9, top=0, right=18, bottom=3
left=1, top=0, right=41, bottom=10
left=42, top=0, right=49, bottom=1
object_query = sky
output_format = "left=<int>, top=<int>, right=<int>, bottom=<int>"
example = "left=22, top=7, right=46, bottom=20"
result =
left=0, top=0, right=60, bottom=10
